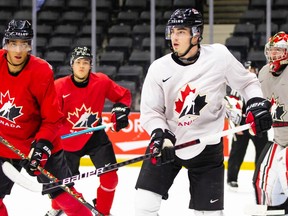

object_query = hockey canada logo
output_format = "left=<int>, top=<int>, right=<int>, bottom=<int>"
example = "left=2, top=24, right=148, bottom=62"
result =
left=175, top=84, right=207, bottom=126
left=67, top=104, right=99, bottom=129
left=270, top=95, right=286, bottom=122
left=0, top=91, right=23, bottom=123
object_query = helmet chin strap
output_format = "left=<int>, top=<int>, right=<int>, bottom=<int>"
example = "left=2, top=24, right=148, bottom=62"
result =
left=177, top=38, right=197, bottom=58
left=5, top=55, right=27, bottom=67
left=174, top=38, right=200, bottom=64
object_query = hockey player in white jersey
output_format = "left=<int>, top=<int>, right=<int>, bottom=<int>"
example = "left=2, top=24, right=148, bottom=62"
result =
left=251, top=31, right=288, bottom=214
left=134, top=8, right=272, bottom=216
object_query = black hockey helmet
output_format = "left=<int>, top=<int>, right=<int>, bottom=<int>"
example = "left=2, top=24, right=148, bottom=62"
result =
left=3, top=19, right=33, bottom=49
left=165, top=8, right=204, bottom=42
left=70, top=46, right=93, bottom=66
left=4, top=20, right=33, bottom=40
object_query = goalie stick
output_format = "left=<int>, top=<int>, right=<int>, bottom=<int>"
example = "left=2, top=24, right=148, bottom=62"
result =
left=0, top=136, right=99, bottom=215
left=61, top=123, right=113, bottom=139
left=3, top=123, right=251, bottom=194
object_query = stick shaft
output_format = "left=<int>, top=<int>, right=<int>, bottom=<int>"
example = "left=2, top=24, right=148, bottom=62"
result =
left=61, top=123, right=113, bottom=139
left=176, top=123, right=251, bottom=149
left=43, top=153, right=153, bottom=192
left=43, top=123, right=251, bottom=192
left=0, top=137, right=98, bottom=214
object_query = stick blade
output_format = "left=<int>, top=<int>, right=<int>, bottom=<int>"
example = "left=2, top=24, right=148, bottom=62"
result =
left=2, top=161, right=42, bottom=192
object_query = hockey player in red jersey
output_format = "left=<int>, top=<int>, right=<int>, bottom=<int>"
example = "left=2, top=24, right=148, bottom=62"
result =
left=251, top=31, right=288, bottom=214
left=0, top=20, right=93, bottom=216
left=44, top=46, right=131, bottom=216
left=134, top=8, right=272, bottom=216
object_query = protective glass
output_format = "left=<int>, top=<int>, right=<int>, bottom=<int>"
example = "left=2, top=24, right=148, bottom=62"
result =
left=4, top=40, right=32, bottom=52
left=165, top=26, right=200, bottom=40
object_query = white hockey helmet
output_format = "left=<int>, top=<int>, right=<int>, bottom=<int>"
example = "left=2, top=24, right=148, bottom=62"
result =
left=264, top=31, right=288, bottom=73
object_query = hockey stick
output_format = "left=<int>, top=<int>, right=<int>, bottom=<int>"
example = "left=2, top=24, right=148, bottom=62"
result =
left=0, top=136, right=99, bottom=215
left=3, top=123, right=251, bottom=194
left=61, top=123, right=113, bottom=139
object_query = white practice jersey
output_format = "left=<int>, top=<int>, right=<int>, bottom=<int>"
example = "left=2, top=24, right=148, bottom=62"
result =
left=258, top=65, right=288, bottom=147
left=140, top=43, right=263, bottom=159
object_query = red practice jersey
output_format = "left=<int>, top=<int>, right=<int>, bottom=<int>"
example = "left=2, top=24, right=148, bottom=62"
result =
left=55, top=72, right=131, bottom=151
left=0, top=50, right=63, bottom=159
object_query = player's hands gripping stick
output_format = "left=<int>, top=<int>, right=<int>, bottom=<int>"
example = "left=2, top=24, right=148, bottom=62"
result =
left=149, top=129, right=176, bottom=166
left=20, top=139, right=53, bottom=176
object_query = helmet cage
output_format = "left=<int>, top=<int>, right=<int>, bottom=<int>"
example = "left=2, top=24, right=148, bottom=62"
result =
left=264, top=31, right=288, bottom=73
left=265, top=46, right=287, bottom=62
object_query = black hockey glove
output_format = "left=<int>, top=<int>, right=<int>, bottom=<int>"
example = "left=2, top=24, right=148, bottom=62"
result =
left=111, top=102, right=130, bottom=132
left=245, top=97, right=272, bottom=136
left=149, top=129, right=176, bottom=166
left=20, top=139, right=53, bottom=176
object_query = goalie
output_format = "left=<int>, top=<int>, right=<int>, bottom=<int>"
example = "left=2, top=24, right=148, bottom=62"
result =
left=251, top=31, right=288, bottom=214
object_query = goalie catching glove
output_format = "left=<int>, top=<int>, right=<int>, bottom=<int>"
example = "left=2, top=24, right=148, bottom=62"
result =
left=149, top=128, right=176, bottom=166
left=245, top=97, right=272, bottom=136
left=20, top=139, right=53, bottom=176
left=111, top=102, right=130, bottom=132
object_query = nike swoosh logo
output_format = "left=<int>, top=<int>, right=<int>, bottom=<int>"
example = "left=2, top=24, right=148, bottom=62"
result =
left=210, top=199, right=219, bottom=203
left=105, top=163, right=111, bottom=167
left=62, top=94, right=71, bottom=98
left=162, top=76, right=172, bottom=82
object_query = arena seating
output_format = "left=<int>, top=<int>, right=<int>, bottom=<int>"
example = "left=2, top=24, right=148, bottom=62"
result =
left=2, top=0, right=287, bottom=111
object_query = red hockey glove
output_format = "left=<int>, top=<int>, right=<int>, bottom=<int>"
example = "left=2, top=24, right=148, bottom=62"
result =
left=110, top=103, right=130, bottom=132
left=149, top=129, right=176, bottom=166
left=21, top=139, right=53, bottom=176
left=245, top=97, right=272, bottom=136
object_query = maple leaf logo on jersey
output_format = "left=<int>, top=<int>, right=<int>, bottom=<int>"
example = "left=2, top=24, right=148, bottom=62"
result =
left=67, top=104, right=99, bottom=129
left=0, top=91, right=23, bottom=123
left=175, top=84, right=207, bottom=124
left=270, top=95, right=286, bottom=121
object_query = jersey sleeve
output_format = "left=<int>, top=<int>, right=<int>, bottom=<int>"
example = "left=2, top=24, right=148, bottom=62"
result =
left=31, top=63, right=64, bottom=143
left=139, top=63, right=169, bottom=135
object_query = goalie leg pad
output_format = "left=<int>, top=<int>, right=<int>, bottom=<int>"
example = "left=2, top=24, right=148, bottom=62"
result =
left=276, top=147, right=288, bottom=198
left=0, top=199, right=8, bottom=216
left=53, top=187, right=92, bottom=216
left=96, top=170, right=118, bottom=215
left=135, top=189, right=162, bottom=216
left=254, top=142, right=286, bottom=206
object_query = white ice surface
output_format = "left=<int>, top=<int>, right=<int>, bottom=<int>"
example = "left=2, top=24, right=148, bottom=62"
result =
left=5, top=166, right=256, bottom=216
